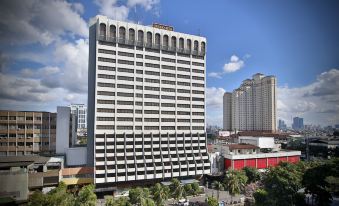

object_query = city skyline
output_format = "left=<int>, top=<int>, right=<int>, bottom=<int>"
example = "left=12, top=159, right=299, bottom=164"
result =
left=0, top=0, right=338, bottom=127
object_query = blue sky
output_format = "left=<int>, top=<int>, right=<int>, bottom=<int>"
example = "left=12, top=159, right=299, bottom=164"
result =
left=0, top=0, right=338, bottom=127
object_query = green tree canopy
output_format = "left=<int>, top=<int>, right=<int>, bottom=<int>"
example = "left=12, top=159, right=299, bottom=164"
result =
left=206, top=196, right=218, bottom=206
left=243, top=167, right=260, bottom=184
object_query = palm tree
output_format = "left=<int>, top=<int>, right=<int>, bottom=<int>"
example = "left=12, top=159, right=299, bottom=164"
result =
left=224, top=170, right=248, bottom=203
left=152, top=183, right=169, bottom=206
left=170, top=178, right=184, bottom=203
left=212, top=181, right=224, bottom=202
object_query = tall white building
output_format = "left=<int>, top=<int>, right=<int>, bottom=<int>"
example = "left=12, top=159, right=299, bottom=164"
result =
left=69, top=104, right=87, bottom=129
left=223, top=73, right=277, bottom=132
left=87, top=15, right=210, bottom=186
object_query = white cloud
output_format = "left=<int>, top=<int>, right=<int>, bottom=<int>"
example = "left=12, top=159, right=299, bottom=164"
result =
left=95, top=0, right=160, bottom=21
left=277, top=69, right=339, bottom=126
left=208, top=54, right=247, bottom=78
left=0, top=0, right=88, bottom=46
left=223, top=55, right=244, bottom=73
left=206, top=87, right=225, bottom=127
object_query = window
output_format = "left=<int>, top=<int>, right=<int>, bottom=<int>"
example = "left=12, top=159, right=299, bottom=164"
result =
left=117, top=109, right=133, bottom=113
left=98, top=49, right=116, bottom=55
left=144, top=110, right=159, bottom=114
left=163, top=35, right=169, bottom=47
left=177, top=111, right=190, bottom=115
left=136, top=62, right=143, bottom=66
left=192, top=119, right=204, bottom=123
left=161, top=111, right=175, bottom=115
left=177, top=119, right=190, bottom=122
left=136, top=70, right=143, bottom=74
left=177, top=104, right=190, bottom=108
left=144, top=102, right=159, bottom=106
left=177, top=67, right=190, bottom=72
left=161, top=65, right=175, bottom=71
left=192, top=97, right=204, bottom=102
left=178, top=126, right=190, bottom=130
left=194, top=40, right=199, bottom=51
left=187, top=39, right=192, bottom=51
left=161, top=88, right=175, bottom=92
left=97, top=125, right=114, bottom=130
left=192, top=76, right=204, bottom=81
left=97, top=117, right=115, bottom=121
left=192, top=90, right=204, bottom=94
left=145, top=55, right=160, bottom=61
left=99, top=23, right=106, bottom=38
left=98, top=82, right=115, bottom=88
left=97, top=108, right=115, bottom=113
left=117, top=126, right=133, bottom=130
left=117, top=84, right=134, bottom=89
left=119, top=26, right=126, bottom=39
left=171, top=36, right=176, bottom=48
left=192, top=112, right=204, bottom=116
left=177, top=74, right=190, bottom=79
left=161, top=72, right=175, bottom=78
left=161, top=95, right=175, bottom=100
left=145, top=71, right=160, bottom=76
left=161, top=57, right=175, bottom=63
left=138, top=30, right=144, bottom=44
left=144, top=86, right=160, bottom=91
left=145, top=78, right=160, bottom=83
left=117, top=92, right=134, bottom=97
left=177, top=60, right=190, bottom=65
left=98, top=57, right=116, bottom=63
left=192, top=62, right=204, bottom=67
left=129, top=28, right=135, bottom=41
left=118, top=76, right=134, bottom=81
left=177, top=81, right=190, bottom=86
left=144, top=94, right=159, bottom=99
left=117, top=100, right=134, bottom=105
left=192, top=105, right=204, bottom=108
left=162, top=126, right=175, bottom=130
left=98, top=66, right=115, bottom=71
left=98, top=74, right=115, bottom=79
left=136, top=54, right=143, bottom=58
left=97, top=91, right=115, bottom=96
left=192, top=83, right=204, bottom=87
left=118, top=51, right=134, bottom=57
left=118, top=59, right=134, bottom=65
left=118, top=67, right=134, bottom=73
left=97, top=100, right=115, bottom=104
left=161, top=80, right=175, bottom=85
left=144, top=126, right=159, bottom=130
left=161, top=103, right=175, bottom=107
left=177, top=89, right=190, bottom=93
left=110, top=25, right=116, bottom=38
left=161, top=118, right=175, bottom=122
left=145, top=63, right=160, bottom=68
left=192, top=126, right=204, bottom=130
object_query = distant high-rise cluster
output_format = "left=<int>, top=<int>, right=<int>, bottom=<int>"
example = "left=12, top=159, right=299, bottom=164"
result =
left=223, top=73, right=277, bottom=132
left=292, top=117, right=304, bottom=130
left=278, top=119, right=287, bottom=130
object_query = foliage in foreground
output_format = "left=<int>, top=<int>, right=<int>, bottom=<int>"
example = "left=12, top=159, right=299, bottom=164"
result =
left=28, top=182, right=97, bottom=206
left=206, top=196, right=218, bottom=206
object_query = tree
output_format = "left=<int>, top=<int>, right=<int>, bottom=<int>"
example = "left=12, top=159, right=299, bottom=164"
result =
left=105, top=196, right=132, bottom=206
left=129, top=187, right=149, bottom=205
left=253, top=189, right=270, bottom=206
left=191, top=182, right=202, bottom=195
left=212, top=181, right=224, bottom=201
left=76, top=184, right=97, bottom=206
left=224, top=170, right=248, bottom=202
left=206, top=196, right=218, bottom=206
left=152, top=183, right=170, bottom=206
left=243, top=167, right=260, bottom=184
left=184, top=184, right=193, bottom=196
left=141, top=198, right=155, bottom=206
left=170, top=178, right=184, bottom=201
left=262, top=162, right=303, bottom=206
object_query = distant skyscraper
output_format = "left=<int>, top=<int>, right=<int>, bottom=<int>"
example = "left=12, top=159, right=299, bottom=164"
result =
left=292, top=117, right=304, bottom=130
left=69, top=104, right=87, bottom=129
left=223, top=73, right=277, bottom=132
left=87, top=15, right=210, bottom=186
left=278, top=119, right=287, bottom=130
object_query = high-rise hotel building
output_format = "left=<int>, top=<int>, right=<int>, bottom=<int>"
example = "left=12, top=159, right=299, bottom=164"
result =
left=87, top=15, right=210, bottom=186
left=223, top=73, right=277, bottom=132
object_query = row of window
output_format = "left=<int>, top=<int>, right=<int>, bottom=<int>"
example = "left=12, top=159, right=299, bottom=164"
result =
left=96, top=108, right=204, bottom=115
left=96, top=117, right=204, bottom=123
left=98, top=57, right=204, bottom=67
left=96, top=125, right=205, bottom=130
left=97, top=91, right=204, bottom=101
left=97, top=99, right=204, bottom=108
left=98, top=74, right=205, bottom=81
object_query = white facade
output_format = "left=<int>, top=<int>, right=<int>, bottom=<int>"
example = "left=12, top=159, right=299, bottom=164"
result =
left=238, top=136, right=275, bottom=149
left=69, top=104, right=87, bottom=129
left=223, top=73, right=277, bottom=132
left=87, top=15, right=210, bottom=185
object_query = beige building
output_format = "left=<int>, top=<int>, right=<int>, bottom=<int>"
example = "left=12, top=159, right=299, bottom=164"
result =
left=223, top=73, right=276, bottom=132
left=0, top=110, right=56, bottom=156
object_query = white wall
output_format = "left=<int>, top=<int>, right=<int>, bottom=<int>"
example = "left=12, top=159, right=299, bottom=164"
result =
left=56, top=106, right=70, bottom=154
left=239, top=136, right=275, bottom=149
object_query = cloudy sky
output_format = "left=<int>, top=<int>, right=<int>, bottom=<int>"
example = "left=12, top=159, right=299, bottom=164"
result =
left=0, top=0, right=338, bottom=127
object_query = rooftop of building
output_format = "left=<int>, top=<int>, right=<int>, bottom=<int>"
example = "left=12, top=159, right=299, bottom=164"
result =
left=227, top=144, right=260, bottom=150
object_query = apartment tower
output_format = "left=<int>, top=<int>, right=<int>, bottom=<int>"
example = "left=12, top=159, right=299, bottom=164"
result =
left=223, top=73, right=277, bottom=132
left=0, top=110, right=57, bottom=156
left=87, top=15, right=210, bottom=186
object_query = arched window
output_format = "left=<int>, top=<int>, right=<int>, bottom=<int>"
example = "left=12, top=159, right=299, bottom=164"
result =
left=129, top=28, right=135, bottom=42
left=109, top=25, right=116, bottom=39
left=201, top=42, right=206, bottom=53
left=155, top=33, right=160, bottom=46
left=163, top=35, right=169, bottom=48
left=119, top=26, right=126, bottom=40
left=99, top=23, right=106, bottom=38
left=179, top=38, right=184, bottom=50
left=138, top=30, right=144, bottom=43
left=193, top=40, right=199, bottom=51
left=171, top=36, right=177, bottom=49
left=187, top=39, right=192, bottom=51
left=147, top=32, right=152, bottom=46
